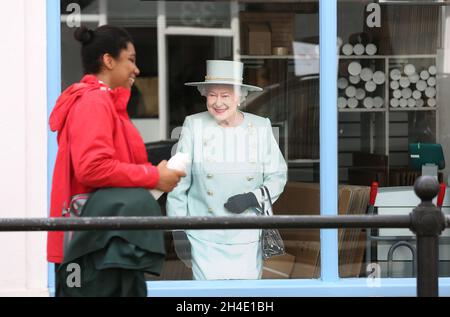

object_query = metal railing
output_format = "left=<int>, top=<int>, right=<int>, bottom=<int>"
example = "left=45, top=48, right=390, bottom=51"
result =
left=0, top=176, right=448, bottom=297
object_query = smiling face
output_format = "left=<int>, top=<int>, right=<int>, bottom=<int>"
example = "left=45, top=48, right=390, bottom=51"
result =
left=205, top=85, right=241, bottom=124
left=106, top=42, right=140, bottom=90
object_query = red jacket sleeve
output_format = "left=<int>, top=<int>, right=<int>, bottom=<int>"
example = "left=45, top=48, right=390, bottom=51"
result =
left=69, top=90, right=159, bottom=189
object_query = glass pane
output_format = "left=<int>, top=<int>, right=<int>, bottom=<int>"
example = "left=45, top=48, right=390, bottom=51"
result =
left=163, top=1, right=320, bottom=281
left=168, top=35, right=233, bottom=129
left=60, top=0, right=320, bottom=282
left=61, top=0, right=99, bottom=15
left=61, top=21, right=98, bottom=90
left=239, top=2, right=321, bottom=280
left=106, top=0, right=158, bottom=26
left=338, top=0, right=450, bottom=279
left=126, top=27, right=158, bottom=119
left=165, top=1, right=231, bottom=28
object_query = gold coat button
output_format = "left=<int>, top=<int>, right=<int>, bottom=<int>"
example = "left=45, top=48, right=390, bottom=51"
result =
left=247, top=176, right=254, bottom=181
left=207, top=190, right=214, bottom=196
left=208, top=208, right=214, bottom=213
left=207, top=174, right=213, bottom=179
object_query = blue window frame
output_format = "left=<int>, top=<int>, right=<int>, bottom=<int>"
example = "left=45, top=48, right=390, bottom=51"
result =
left=46, top=0, right=450, bottom=296
left=47, top=0, right=61, bottom=292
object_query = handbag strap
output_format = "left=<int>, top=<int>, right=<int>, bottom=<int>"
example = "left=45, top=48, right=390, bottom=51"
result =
left=258, top=186, right=273, bottom=216
left=259, top=186, right=266, bottom=216
left=263, top=186, right=273, bottom=215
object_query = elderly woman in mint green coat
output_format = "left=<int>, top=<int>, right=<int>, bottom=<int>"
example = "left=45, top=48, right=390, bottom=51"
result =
left=167, top=60, right=287, bottom=280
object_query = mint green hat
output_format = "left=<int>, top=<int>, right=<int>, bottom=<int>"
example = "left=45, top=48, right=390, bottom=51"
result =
left=185, top=60, right=263, bottom=92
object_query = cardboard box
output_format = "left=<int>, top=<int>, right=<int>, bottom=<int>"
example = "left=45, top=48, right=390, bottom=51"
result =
left=262, top=253, right=295, bottom=279
left=245, top=66, right=269, bottom=89
left=285, top=237, right=320, bottom=278
left=272, top=182, right=369, bottom=278
left=247, top=23, right=272, bottom=55
left=240, top=12, right=294, bottom=55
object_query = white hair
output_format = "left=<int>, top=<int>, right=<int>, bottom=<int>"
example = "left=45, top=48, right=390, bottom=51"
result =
left=197, top=85, right=249, bottom=104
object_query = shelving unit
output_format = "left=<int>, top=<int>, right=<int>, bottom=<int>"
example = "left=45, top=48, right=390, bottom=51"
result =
left=339, top=55, right=436, bottom=60
left=288, top=159, right=320, bottom=163
left=338, top=54, right=438, bottom=184
left=337, top=54, right=437, bottom=112
left=338, top=53, right=387, bottom=182
left=241, top=55, right=295, bottom=60
left=242, top=52, right=439, bottom=181
left=389, top=107, right=437, bottom=112
left=339, top=108, right=386, bottom=113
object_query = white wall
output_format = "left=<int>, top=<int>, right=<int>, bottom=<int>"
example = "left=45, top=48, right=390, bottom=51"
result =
left=0, top=0, right=48, bottom=296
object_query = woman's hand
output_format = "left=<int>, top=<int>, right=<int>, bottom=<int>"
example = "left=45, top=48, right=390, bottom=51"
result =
left=155, top=160, right=186, bottom=192
left=224, top=192, right=259, bottom=214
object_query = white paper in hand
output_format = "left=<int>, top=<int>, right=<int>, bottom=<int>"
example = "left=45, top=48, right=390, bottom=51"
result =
left=150, top=152, right=190, bottom=200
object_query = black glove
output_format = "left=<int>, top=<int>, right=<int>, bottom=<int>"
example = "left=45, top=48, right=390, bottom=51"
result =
left=224, top=192, right=259, bottom=214
left=172, top=230, right=192, bottom=268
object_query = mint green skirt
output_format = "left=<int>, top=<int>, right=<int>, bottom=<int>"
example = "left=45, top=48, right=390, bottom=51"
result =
left=188, top=234, right=262, bottom=280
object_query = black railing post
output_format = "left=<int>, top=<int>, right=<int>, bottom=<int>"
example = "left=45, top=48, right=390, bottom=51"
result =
left=411, top=176, right=446, bottom=297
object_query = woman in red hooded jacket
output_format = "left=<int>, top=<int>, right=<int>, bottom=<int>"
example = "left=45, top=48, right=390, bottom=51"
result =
left=48, top=25, right=185, bottom=265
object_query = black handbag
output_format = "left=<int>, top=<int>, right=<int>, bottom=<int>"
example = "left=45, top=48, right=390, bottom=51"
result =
left=259, top=186, right=285, bottom=260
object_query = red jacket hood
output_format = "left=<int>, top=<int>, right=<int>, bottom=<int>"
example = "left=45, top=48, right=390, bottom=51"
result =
left=49, top=75, right=131, bottom=132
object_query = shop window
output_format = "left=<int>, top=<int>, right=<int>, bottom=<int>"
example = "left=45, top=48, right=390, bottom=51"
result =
left=338, top=0, right=450, bottom=279
left=61, top=0, right=331, bottom=282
